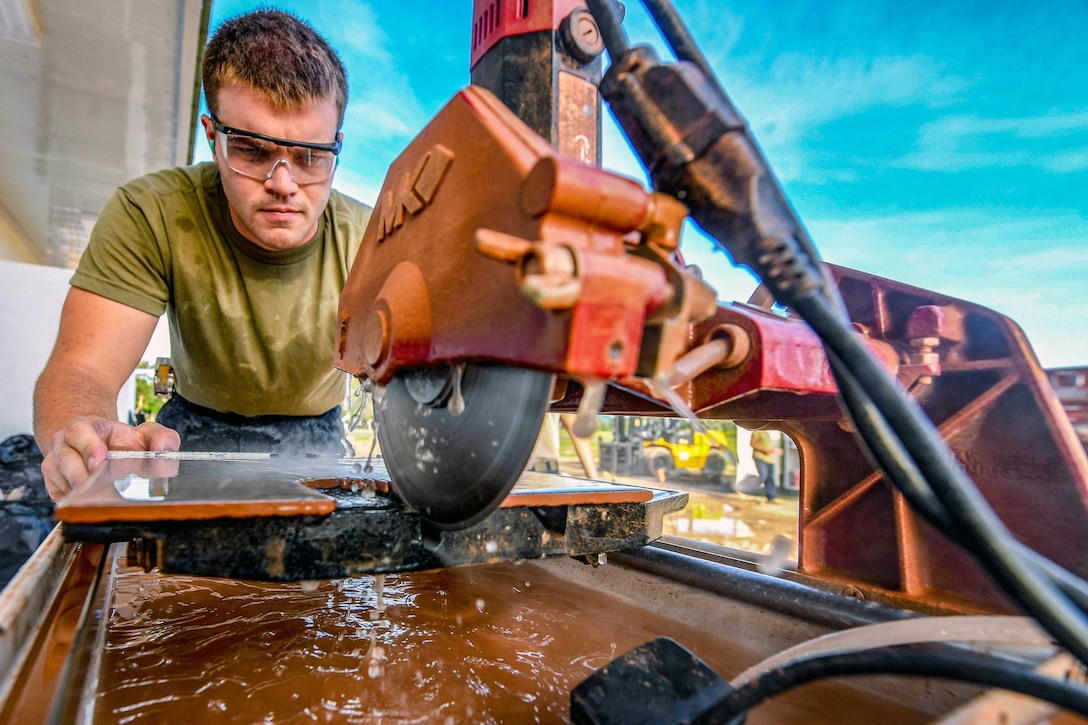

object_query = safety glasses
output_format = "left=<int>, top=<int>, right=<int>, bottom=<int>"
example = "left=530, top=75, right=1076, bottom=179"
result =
left=209, top=113, right=342, bottom=185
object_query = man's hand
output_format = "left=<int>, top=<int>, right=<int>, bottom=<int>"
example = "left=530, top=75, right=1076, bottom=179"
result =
left=41, top=416, right=180, bottom=502
left=34, top=289, right=167, bottom=502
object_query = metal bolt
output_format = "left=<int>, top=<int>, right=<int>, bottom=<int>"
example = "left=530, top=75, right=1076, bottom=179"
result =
left=584, top=552, right=608, bottom=568
left=909, top=336, right=941, bottom=385
left=518, top=243, right=581, bottom=310
left=561, top=8, right=605, bottom=63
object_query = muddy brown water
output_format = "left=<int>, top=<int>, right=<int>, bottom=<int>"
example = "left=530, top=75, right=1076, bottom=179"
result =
left=93, top=559, right=931, bottom=724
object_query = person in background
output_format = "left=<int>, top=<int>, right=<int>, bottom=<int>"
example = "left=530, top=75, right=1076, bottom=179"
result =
left=750, top=428, right=783, bottom=503
left=33, top=9, right=371, bottom=502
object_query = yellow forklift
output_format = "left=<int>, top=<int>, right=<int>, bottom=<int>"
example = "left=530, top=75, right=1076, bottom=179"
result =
left=643, top=420, right=738, bottom=488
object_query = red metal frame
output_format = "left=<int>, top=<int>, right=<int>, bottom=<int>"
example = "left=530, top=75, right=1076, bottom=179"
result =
left=470, top=0, right=586, bottom=68
left=780, top=268, right=1088, bottom=612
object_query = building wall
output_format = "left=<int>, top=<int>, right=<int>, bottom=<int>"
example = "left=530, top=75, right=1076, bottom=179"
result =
left=0, top=259, right=169, bottom=443
left=0, top=260, right=71, bottom=441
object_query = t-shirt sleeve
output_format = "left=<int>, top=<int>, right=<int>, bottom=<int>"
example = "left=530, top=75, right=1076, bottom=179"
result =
left=69, top=186, right=171, bottom=317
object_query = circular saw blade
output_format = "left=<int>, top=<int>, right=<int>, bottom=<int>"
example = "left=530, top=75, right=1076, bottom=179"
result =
left=375, top=364, right=555, bottom=530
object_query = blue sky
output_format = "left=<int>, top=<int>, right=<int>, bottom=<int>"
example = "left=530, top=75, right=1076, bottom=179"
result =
left=200, top=1, right=1088, bottom=367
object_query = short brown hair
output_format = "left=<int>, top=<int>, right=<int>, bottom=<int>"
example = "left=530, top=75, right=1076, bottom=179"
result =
left=202, top=9, right=349, bottom=128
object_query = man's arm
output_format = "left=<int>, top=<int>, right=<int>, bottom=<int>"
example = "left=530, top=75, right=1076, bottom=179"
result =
left=750, top=431, right=782, bottom=456
left=750, top=433, right=770, bottom=455
left=34, top=288, right=179, bottom=501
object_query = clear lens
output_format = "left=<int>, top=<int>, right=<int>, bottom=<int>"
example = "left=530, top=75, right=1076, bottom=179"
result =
left=218, top=131, right=336, bottom=184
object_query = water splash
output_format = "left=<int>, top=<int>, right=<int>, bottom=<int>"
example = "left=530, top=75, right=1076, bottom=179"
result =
left=94, top=563, right=777, bottom=723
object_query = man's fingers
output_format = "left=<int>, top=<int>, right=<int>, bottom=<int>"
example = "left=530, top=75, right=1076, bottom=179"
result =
left=41, top=456, right=71, bottom=503
left=46, top=418, right=104, bottom=495
left=41, top=418, right=183, bottom=502
left=62, top=417, right=112, bottom=473
left=134, top=422, right=181, bottom=453
left=48, top=444, right=92, bottom=498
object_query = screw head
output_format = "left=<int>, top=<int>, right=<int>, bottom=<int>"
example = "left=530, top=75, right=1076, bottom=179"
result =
left=561, top=8, right=605, bottom=63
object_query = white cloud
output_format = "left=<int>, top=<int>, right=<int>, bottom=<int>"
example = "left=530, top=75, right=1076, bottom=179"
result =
left=702, top=53, right=971, bottom=181
left=1048, top=149, right=1088, bottom=173
left=312, top=4, right=393, bottom=64
left=806, top=210, right=1088, bottom=366
left=332, top=168, right=381, bottom=208
left=608, top=2, right=972, bottom=181
left=897, top=109, right=1088, bottom=172
left=598, top=51, right=962, bottom=183
left=343, top=95, right=423, bottom=142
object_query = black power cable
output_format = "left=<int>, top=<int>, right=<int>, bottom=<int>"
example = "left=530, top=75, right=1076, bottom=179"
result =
left=828, top=350, right=1088, bottom=615
left=799, top=292, right=1088, bottom=663
left=708, top=646, right=1088, bottom=722
left=585, top=0, right=630, bottom=59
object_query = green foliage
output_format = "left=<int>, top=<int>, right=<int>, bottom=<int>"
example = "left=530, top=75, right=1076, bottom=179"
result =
left=134, top=375, right=164, bottom=420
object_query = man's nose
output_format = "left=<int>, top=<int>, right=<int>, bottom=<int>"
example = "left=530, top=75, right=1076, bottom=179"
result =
left=264, top=159, right=299, bottom=194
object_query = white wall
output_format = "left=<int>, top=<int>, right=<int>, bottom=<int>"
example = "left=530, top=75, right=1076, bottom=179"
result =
left=0, top=260, right=71, bottom=441
left=0, top=260, right=170, bottom=443
left=735, top=427, right=755, bottom=479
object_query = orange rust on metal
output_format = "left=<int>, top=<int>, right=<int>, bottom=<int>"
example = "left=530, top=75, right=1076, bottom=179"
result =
left=335, top=309, right=351, bottom=359
left=557, top=70, right=598, bottom=164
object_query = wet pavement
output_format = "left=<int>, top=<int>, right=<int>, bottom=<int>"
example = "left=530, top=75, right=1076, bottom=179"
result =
left=556, top=458, right=800, bottom=559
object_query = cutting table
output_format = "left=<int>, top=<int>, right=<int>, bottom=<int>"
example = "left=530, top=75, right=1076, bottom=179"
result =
left=55, top=453, right=687, bottom=581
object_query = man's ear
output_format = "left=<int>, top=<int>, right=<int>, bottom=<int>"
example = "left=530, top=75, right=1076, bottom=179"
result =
left=200, top=114, right=216, bottom=153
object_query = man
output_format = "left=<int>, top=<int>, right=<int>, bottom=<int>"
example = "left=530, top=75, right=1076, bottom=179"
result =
left=34, top=10, right=372, bottom=502
left=750, top=428, right=782, bottom=503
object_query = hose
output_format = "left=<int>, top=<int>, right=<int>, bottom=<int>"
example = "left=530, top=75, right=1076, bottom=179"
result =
left=711, top=646, right=1088, bottom=722
left=729, top=615, right=1052, bottom=688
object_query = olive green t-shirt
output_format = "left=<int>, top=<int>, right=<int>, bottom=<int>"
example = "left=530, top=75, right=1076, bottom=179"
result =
left=71, top=162, right=372, bottom=417
left=750, top=430, right=776, bottom=464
